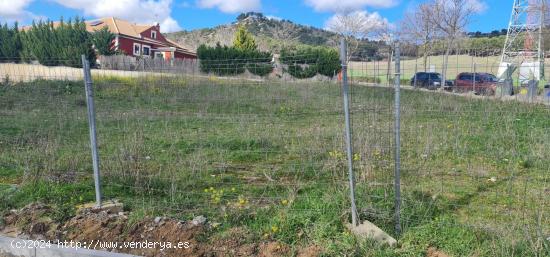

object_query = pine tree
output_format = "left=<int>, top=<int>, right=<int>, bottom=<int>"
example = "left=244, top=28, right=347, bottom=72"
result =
left=91, top=27, right=115, bottom=56
left=0, top=22, right=22, bottom=61
left=233, top=25, right=257, bottom=51
left=19, top=17, right=95, bottom=67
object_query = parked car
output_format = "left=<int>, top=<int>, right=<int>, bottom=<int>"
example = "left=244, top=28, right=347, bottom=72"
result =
left=411, top=72, right=445, bottom=90
left=454, top=72, right=498, bottom=95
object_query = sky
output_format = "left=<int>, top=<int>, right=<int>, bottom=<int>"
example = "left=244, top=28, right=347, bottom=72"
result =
left=0, top=0, right=511, bottom=34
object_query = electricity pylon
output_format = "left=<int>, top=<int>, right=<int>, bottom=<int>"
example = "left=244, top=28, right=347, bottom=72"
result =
left=499, top=0, right=546, bottom=83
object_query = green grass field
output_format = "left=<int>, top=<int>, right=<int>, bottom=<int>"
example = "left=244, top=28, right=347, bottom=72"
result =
left=0, top=76, right=548, bottom=256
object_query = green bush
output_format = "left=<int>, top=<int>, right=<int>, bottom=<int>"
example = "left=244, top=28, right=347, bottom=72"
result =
left=280, top=45, right=340, bottom=79
left=245, top=49, right=274, bottom=76
left=246, top=63, right=273, bottom=76
left=285, top=64, right=318, bottom=79
left=197, top=44, right=273, bottom=76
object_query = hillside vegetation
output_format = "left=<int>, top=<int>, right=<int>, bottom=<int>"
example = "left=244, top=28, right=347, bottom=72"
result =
left=166, top=12, right=383, bottom=55
left=167, top=12, right=519, bottom=61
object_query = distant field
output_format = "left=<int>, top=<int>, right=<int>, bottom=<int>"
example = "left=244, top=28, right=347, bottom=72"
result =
left=0, top=63, right=168, bottom=83
left=349, top=54, right=550, bottom=85
left=4, top=55, right=550, bottom=87
left=0, top=76, right=548, bottom=256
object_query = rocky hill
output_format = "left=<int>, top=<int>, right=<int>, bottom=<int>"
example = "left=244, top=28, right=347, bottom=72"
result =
left=166, top=12, right=343, bottom=53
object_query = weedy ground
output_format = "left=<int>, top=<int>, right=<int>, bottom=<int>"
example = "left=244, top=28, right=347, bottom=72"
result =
left=0, top=76, right=548, bottom=256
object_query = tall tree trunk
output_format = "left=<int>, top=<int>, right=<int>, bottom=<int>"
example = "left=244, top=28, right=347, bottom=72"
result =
left=441, top=39, right=453, bottom=91
left=423, top=42, right=429, bottom=72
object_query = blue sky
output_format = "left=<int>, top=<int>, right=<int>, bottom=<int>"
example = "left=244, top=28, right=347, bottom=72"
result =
left=1, top=0, right=510, bottom=33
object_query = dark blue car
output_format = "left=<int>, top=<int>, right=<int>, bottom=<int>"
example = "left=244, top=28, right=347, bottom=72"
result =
left=411, top=73, right=453, bottom=90
left=411, top=72, right=442, bottom=90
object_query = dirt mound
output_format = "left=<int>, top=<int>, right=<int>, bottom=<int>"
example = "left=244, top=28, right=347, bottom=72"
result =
left=426, top=247, right=451, bottom=257
left=296, top=245, right=322, bottom=257
left=63, top=211, right=206, bottom=257
left=1, top=202, right=59, bottom=240
left=208, top=227, right=311, bottom=257
left=206, top=227, right=321, bottom=256
left=209, top=227, right=257, bottom=256
left=63, top=209, right=127, bottom=243
left=257, top=242, right=290, bottom=257
left=1, top=202, right=207, bottom=257
left=1, top=202, right=322, bottom=257
left=125, top=218, right=205, bottom=256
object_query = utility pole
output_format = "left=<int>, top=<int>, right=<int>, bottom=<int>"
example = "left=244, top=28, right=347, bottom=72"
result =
left=499, top=0, right=546, bottom=84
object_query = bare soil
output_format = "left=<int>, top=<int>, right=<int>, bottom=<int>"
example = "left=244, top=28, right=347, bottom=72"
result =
left=0, top=202, right=322, bottom=257
left=426, top=247, right=451, bottom=257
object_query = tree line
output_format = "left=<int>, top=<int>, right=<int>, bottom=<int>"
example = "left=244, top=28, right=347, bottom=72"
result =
left=198, top=25, right=341, bottom=78
left=467, top=29, right=508, bottom=38
left=400, top=36, right=507, bottom=57
left=0, top=17, right=114, bottom=67
left=399, top=0, right=493, bottom=82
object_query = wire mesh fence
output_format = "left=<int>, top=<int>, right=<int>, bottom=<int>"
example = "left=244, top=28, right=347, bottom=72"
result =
left=0, top=55, right=351, bottom=242
left=92, top=64, right=349, bottom=219
left=349, top=44, right=550, bottom=105
left=97, top=55, right=200, bottom=74
left=1, top=41, right=549, bottom=256
left=350, top=43, right=550, bottom=255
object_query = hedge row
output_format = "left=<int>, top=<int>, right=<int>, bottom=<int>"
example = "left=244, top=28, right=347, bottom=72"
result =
left=280, top=46, right=341, bottom=79
left=1, top=18, right=114, bottom=67
left=197, top=44, right=273, bottom=76
left=197, top=44, right=342, bottom=79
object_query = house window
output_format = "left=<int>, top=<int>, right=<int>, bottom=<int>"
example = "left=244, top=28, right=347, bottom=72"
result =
left=151, top=31, right=157, bottom=39
left=142, top=45, right=150, bottom=56
left=133, top=43, right=141, bottom=55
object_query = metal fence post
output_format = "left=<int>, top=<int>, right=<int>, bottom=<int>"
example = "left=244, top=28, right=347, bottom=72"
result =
left=414, top=61, right=418, bottom=88
left=340, top=38, right=358, bottom=227
left=81, top=55, right=102, bottom=208
left=393, top=42, right=402, bottom=236
left=473, top=63, right=477, bottom=93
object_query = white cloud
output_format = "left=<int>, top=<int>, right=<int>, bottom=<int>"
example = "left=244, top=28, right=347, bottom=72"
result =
left=0, top=0, right=35, bottom=22
left=305, top=0, right=398, bottom=13
left=325, top=10, right=389, bottom=38
left=196, top=0, right=261, bottom=13
left=435, top=0, right=487, bottom=13
left=466, top=0, right=488, bottom=13
left=159, top=17, right=181, bottom=32
left=54, top=0, right=182, bottom=32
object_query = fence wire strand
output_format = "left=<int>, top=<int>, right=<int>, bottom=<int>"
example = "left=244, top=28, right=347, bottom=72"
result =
left=1, top=44, right=549, bottom=256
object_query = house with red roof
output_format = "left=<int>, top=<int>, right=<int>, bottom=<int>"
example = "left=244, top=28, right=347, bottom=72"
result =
left=86, top=17, right=196, bottom=60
